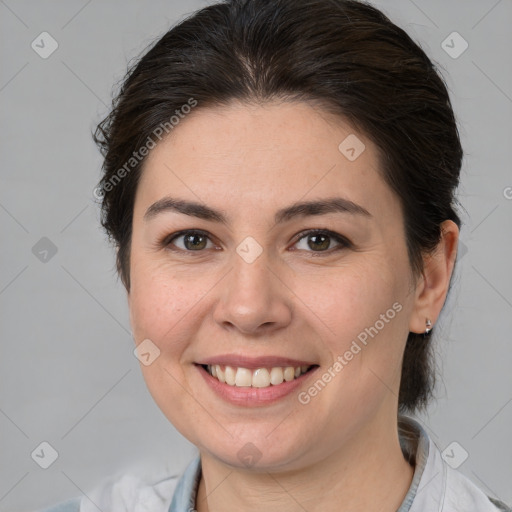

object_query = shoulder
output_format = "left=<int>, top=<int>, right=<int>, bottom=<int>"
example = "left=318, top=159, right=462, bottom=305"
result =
left=443, top=462, right=511, bottom=512
left=399, top=416, right=510, bottom=512
left=423, top=435, right=510, bottom=512
left=36, top=465, right=181, bottom=512
left=82, top=467, right=181, bottom=512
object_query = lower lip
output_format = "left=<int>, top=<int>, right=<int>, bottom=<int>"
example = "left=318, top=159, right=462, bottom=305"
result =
left=196, top=364, right=317, bottom=407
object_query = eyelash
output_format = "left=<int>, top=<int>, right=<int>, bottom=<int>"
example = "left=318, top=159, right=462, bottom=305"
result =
left=161, top=228, right=352, bottom=256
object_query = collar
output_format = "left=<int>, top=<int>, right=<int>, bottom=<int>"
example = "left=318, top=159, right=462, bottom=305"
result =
left=168, top=415, right=430, bottom=512
left=168, top=416, right=509, bottom=511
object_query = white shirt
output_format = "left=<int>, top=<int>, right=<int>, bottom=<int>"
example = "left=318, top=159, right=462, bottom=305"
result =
left=40, top=416, right=510, bottom=512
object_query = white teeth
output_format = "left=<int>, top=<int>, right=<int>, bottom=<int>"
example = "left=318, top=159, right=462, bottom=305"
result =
left=252, top=368, right=270, bottom=388
left=284, top=367, right=295, bottom=382
left=206, top=364, right=311, bottom=388
left=270, top=367, right=284, bottom=385
left=225, top=366, right=236, bottom=386
left=235, top=367, right=252, bottom=387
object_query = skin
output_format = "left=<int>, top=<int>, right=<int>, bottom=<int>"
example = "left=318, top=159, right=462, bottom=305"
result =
left=127, top=100, right=458, bottom=511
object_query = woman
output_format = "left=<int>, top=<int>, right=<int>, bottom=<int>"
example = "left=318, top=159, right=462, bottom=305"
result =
left=40, top=0, right=510, bottom=510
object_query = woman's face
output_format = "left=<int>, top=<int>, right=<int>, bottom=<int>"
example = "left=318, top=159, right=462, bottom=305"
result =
left=128, top=100, right=422, bottom=471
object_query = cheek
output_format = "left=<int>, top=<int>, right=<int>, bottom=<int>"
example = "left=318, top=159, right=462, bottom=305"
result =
left=128, top=266, right=204, bottom=428
left=129, top=259, right=190, bottom=348
left=128, top=256, right=222, bottom=361
left=298, top=260, right=404, bottom=340
left=299, top=259, right=409, bottom=399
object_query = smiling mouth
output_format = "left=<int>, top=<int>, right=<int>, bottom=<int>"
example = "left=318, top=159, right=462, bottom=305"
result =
left=200, top=364, right=317, bottom=388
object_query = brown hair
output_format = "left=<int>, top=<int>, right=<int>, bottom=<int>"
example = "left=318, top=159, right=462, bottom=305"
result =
left=93, top=0, right=463, bottom=412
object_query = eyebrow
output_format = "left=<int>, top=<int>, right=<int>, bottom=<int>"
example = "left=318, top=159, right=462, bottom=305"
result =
left=143, top=196, right=371, bottom=224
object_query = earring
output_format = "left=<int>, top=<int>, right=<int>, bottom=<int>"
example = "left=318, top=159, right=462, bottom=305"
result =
left=425, top=319, right=432, bottom=335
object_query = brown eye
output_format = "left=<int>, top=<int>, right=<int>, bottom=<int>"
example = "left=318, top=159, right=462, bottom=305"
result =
left=293, top=230, right=350, bottom=253
left=307, top=233, right=331, bottom=251
left=166, top=230, right=214, bottom=251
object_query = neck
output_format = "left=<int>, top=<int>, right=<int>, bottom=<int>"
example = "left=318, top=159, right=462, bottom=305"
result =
left=195, top=414, right=414, bottom=512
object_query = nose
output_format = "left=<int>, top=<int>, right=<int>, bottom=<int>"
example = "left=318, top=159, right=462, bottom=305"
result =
left=212, top=251, right=293, bottom=335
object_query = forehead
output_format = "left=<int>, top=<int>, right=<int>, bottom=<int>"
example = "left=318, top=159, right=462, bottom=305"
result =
left=135, top=100, right=396, bottom=223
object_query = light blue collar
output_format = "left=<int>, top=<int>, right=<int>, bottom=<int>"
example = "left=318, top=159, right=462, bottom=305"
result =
left=168, top=454, right=201, bottom=512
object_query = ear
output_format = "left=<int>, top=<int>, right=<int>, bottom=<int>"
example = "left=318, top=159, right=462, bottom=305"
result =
left=409, top=220, right=459, bottom=334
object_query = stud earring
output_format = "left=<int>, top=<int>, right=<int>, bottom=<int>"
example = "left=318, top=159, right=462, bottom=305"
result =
left=425, top=319, right=432, bottom=335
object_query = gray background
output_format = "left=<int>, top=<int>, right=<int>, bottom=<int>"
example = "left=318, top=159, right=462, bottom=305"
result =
left=1, top=0, right=511, bottom=510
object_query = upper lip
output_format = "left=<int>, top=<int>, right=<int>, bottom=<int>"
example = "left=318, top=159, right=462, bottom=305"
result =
left=196, top=354, right=317, bottom=369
